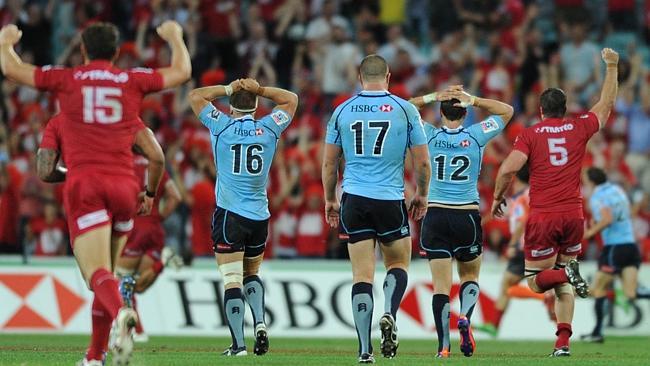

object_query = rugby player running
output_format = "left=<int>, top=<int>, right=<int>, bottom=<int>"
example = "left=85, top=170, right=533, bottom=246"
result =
left=581, top=167, right=642, bottom=343
left=0, top=20, right=191, bottom=365
left=492, top=48, right=619, bottom=356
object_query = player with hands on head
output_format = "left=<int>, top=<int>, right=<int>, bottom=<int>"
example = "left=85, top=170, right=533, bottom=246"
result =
left=491, top=48, right=619, bottom=357
left=189, top=77, right=298, bottom=357
left=409, top=84, right=513, bottom=358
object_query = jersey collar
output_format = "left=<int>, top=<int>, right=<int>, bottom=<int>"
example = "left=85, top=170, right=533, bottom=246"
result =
left=593, top=182, right=611, bottom=194
left=233, top=114, right=254, bottom=121
left=441, top=125, right=464, bottom=134
left=86, top=60, right=113, bottom=68
left=358, top=90, right=390, bottom=96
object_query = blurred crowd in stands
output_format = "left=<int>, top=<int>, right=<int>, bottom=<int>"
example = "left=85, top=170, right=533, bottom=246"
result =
left=1, top=0, right=650, bottom=263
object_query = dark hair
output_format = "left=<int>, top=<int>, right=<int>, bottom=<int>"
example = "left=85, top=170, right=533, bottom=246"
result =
left=587, top=167, right=607, bottom=185
left=81, top=22, right=119, bottom=61
left=515, top=164, right=529, bottom=184
left=540, top=88, right=567, bottom=118
left=230, top=90, right=258, bottom=111
left=440, top=98, right=466, bottom=121
left=359, top=54, right=388, bottom=81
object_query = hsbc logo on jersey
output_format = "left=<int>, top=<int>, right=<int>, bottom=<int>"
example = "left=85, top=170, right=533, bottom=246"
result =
left=234, top=127, right=264, bottom=137
left=460, top=140, right=471, bottom=148
left=349, top=104, right=393, bottom=113
left=535, top=124, right=574, bottom=133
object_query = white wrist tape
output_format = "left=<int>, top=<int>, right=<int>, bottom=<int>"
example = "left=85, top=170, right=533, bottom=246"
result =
left=422, top=92, right=437, bottom=104
left=459, top=95, right=475, bottom=108
left=224, top=84, right=233, bottom=96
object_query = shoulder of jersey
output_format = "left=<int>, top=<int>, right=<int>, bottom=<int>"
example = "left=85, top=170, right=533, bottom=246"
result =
left=129, top=67, right=156, bottom=74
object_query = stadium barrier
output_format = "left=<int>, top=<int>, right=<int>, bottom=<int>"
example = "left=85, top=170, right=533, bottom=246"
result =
left=1, top=258, right=649, bottom=340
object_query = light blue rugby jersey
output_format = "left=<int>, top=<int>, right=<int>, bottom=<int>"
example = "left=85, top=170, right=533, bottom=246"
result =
left=325, top=90, right=427, bottom=200
left=198, top=103, right=292, bottom=220
left=424, top=115, right=505, bottom=205
left=590, top=182, right=635, bottom=245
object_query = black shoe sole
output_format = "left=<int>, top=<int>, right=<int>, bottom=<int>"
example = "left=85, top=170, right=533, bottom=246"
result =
left=458, top=321, right=474, bottom=357
left=254, top=330, right=269, bottom=356
left=379, top=316, right=398, bottom=358
left=567, top=260, right=589, bottom=298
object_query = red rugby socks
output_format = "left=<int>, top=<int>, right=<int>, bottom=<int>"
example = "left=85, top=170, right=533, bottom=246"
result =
left=555, top=322, right=572, bottom=349
left=534, top=269, right=568, bottom=292
left=90, top=268, right=123, bottom=319
left=86, top=296, right=112, bottom=361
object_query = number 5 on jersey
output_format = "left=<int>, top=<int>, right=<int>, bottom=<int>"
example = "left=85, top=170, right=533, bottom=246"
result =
left=548, top=138, right=568, bottom=166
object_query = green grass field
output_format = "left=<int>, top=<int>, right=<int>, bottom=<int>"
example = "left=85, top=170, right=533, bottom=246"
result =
left=0, top=334, right=647, bottom=365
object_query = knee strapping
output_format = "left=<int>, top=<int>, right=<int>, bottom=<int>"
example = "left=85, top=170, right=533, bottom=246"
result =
left=219, top=261, right=243, bottom=286
left=114, top=267, right=136, bottom=278
left=554, top=283, right=573, bottom=297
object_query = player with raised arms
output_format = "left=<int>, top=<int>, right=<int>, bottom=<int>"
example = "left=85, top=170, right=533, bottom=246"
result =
left=581, top=167, right=642, bottom=343
left=322, top=54, right=431, bottom=363
left=492, top=48, right=619, bottom=356
left=189, top=78, right=298, bottom=357
left=0, top=20, right=191, bottom=365
left=410, top=86, right=514, bottom=358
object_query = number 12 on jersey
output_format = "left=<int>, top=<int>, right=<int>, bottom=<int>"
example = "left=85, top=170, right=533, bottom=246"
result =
left=350, top=120, right=390, bottom=156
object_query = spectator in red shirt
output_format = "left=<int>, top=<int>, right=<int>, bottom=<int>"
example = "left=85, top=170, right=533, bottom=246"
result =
left=27, top=200, right=67, bottom=256
left=0, top=163, right=22, bottom=253
left=295, top=185, right=328, bottom=257
left=186, top=158, right=216, bottom=257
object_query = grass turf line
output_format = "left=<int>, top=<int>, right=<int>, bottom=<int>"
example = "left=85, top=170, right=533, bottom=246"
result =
left=0, top=334, right=647, bottom=365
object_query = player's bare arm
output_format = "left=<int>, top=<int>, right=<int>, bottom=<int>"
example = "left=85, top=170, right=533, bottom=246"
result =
left=0, top=24, right=36, bottom=87
left=240, top=78, right=299, bottom=117
left=134, top=128, right=165, bottom=216
left=590, top=48, right=619, bottom=129
left=584, top=206, right=613, bottom=240
left=188, top=79, right=243, bottom=116
left=492, top=151, right=528, bottom=217
left=159, top=180, right=182, bottom=221
left=155, top=21, right=192, bottom=89
left=322, top=143, right=342, bottom=228
left=449, top=88, right=515, bottom=123
left=36, top=148, right=66, bottom=183
left=408, top=144, right=431, bottom=221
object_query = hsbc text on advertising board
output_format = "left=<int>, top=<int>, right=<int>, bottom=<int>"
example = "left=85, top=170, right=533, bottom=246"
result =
left=1, top=261, right=649, bottom=339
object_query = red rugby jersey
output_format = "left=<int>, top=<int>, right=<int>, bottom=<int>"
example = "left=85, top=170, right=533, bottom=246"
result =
left=34, top=60, right=163, bottom=178
left=513, top=112, right=599, bottom=214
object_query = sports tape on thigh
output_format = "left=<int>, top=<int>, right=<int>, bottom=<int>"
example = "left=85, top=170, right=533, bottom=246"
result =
left=115, top=266, right=136, bottom=277
left=554, top=283, right=573, bottom=297
left=219, top=261, right=244, bottom=286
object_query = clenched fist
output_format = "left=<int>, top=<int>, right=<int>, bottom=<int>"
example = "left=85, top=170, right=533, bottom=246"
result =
left=156, top=20, right=183, bottom=42
left=602, top=48, right=619, bottom=66
left=0, top=25, right=22, bottom=46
